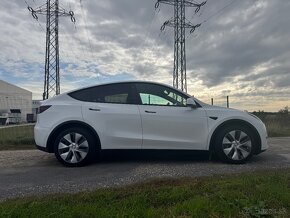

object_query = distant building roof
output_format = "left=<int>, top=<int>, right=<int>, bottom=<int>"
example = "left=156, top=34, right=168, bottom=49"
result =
left=0, top=80, right=32, bottom=95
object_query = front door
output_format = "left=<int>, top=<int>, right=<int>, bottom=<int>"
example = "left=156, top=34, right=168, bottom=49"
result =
left=135, top=83, right=208, bottom=150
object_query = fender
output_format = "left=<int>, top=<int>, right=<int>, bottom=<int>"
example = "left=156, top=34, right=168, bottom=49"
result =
left=207, top=118, right=261, bottom=154
left=46, top=120, right=101, bottom=153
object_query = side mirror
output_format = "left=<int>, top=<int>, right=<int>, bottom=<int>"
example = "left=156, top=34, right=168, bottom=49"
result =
left=186, top=98, right=198, bottom=108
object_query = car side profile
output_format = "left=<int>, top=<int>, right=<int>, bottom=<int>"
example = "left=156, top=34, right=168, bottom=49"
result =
left=34, top=81, right=268, bottom=167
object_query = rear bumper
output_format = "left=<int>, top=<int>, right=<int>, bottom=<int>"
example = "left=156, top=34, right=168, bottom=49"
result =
left=34, top=124, right=51, bottom=152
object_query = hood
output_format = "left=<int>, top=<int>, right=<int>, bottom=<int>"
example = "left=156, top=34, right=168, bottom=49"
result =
left=202, top=104, right=247, bottom=118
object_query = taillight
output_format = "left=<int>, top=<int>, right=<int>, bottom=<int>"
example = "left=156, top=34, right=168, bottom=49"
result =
left=37, top=105, right=52, bottom=114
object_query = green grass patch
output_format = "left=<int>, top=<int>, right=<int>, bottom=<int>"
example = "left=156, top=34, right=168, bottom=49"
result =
left=1, top=170, right=290, bottom=217
left=267, top=127, right=290, bottom=137
left=0, top=125, right=35, bottom=150
left=253, top=112, right=290, bottom=137
left=266, top=121, right=290, bottom=137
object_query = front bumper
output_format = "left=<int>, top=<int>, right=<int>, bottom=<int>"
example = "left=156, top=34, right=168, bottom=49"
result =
left=254, top=123, right=268, bottom=154
left=35, top=144, right=49, bottom=152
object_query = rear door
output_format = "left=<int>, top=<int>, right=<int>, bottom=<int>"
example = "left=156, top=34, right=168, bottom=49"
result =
left=69, top=83, right=142, bottom=149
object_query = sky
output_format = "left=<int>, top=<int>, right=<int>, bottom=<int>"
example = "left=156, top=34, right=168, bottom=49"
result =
left=0, top=0, right=289, bottom=112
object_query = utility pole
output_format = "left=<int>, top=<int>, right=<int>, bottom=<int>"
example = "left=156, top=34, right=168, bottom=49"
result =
left=27, top=0, right=75, bottom=100
left=155, top=0, right=206, bottom=92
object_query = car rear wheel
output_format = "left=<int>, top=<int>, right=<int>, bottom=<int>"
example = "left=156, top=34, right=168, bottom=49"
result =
left=214, top=124, right=256, bottom=164
left=54, top=127, right=98, bottom=167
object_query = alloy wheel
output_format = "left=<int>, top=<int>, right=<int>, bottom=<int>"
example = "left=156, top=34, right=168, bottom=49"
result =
left=222, top=130, right=252, bottom=161
left=58, top=132, right=89, bottom=163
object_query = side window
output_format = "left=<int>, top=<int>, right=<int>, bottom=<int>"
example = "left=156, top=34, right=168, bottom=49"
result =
left=136, top=83, right=187, bottom=106
left=104, top=93, right=128, bottom=104
left=140, top=93, right=173, bottom=105
left=68, top=83, right=135, bottom=104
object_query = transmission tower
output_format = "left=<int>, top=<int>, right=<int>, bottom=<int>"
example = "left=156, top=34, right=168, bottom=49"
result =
left=155, top=0, right=206, bottom=92
left=27, top=0, right=76, bottom=100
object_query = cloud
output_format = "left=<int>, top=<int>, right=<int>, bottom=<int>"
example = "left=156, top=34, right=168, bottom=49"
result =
left=0, top=0, right=289, bottom=111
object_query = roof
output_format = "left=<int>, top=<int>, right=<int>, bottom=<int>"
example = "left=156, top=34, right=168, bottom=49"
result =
left=43, top=80, right=206, bottom=107
left=65, top=80, right=191, bottom=98
left=0, top=80, right=32, bottom=95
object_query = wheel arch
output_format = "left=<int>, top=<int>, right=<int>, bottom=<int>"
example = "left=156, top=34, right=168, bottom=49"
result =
left=208, top=119, right=261, bottom=155
left=46, top=120, right=101, bottom=153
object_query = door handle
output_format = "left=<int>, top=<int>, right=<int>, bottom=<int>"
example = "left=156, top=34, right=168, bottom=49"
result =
left=145, top=110, right=156, bottom=114
left=89, top=108, right=101, bottom=112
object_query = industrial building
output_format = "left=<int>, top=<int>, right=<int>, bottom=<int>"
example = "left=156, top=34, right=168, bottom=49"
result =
left=0, top=80, right=32, bottom=124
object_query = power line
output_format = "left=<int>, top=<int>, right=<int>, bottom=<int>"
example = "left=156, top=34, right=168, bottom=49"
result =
left=201, top=0, right=239, bottom=24
left=24, top=0, right=46, bottom=31
left=184, top=0, right=239, bottom=39
left=78, top=0, right=95, bottom=60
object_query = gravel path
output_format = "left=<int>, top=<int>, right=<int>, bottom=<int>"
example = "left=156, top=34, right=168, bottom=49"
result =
left=0, top=137, right=289, bottom=201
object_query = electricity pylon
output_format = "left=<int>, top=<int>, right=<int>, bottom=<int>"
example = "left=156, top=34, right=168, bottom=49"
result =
left=27, top=0, right=75, bottom=99
left=155, top=0, right=206, bottom=92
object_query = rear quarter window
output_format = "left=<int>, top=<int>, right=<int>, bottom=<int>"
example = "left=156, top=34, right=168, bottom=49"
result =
left=68, top=83, right=135, bottom=104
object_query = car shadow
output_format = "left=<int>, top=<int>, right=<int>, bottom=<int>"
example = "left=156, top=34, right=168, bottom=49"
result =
left=99, top=150, right=212, bottom=163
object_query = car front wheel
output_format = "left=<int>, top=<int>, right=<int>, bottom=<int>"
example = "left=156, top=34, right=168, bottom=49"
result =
left=214, top=124, right=256, bottom=164
left=54, top=127, right=98, bottom=167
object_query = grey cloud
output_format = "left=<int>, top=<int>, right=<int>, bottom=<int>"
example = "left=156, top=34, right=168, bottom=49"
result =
left=133, top=62, right=157, bottom=76
left=0, top=0, right=289, bottom=109
left=185, top=0, right=290, bottom=88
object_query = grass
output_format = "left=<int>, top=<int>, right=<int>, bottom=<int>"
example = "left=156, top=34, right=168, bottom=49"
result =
left=0, top=170, right=290, bottom=217
left=267, top=126, right=290, bottom=137
left=253, top=112, right=290, bottom=137
left=0, top=125, right=35, bottom=150
left=266, top=118, right=290, bottom=137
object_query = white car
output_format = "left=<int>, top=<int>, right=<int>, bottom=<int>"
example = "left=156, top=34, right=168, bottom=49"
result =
left=35, top=81, right=268, bottom=166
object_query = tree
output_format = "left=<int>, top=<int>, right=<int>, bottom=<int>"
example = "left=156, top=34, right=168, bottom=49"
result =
left=278, top=106, right=289, bottom=114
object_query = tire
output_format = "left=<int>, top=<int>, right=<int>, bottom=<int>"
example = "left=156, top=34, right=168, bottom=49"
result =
left=53, top=127, right=99, bottom=167
left=214, top=124, right=257, bottom=164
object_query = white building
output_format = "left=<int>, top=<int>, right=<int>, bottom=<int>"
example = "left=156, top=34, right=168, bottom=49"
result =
left=31, top=100, right=41, bottom=122
left=0, top=80, right=32, bottom=123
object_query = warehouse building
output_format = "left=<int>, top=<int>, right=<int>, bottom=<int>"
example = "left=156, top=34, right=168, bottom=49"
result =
left=0, top=80, right=32, bottom=124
